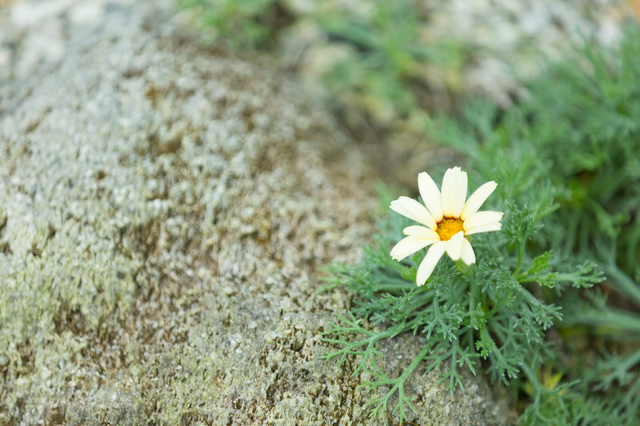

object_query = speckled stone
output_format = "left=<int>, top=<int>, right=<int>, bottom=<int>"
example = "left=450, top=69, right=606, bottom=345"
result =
left=0, top=5, right=511, bottom=426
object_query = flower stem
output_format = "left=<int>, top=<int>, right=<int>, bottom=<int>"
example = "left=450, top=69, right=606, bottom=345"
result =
left=514, top=238, right=525, bottom=277
left=602, top=263, right=640, bottom=306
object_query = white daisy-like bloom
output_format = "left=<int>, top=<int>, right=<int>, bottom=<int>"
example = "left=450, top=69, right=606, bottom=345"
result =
left=390, top=167, right=503, bottom=286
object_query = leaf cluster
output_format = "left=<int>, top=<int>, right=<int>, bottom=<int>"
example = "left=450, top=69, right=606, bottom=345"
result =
left=320, top=185, right=600, bottom=423
left=429, top=23, right=640, bottom=424
left=433, top=25, right=640, bottom=279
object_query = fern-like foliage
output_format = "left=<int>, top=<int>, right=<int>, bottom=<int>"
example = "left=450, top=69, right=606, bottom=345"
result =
left=320, top=182, right=601, bottom=423
left=430, top=23, right=640, bottom=424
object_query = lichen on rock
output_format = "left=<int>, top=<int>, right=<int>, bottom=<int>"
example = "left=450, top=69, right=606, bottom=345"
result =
left=0, top=4, right=509, bottom=425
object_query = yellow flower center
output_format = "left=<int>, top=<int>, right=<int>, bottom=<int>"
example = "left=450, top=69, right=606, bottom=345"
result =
left=436, top=218, right=464, bottom=241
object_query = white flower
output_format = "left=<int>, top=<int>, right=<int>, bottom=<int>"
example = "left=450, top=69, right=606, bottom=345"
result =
left=390, top=167, right=503, bottom=286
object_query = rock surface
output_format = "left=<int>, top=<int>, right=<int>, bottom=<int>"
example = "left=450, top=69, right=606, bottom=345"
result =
left=0, top=3, right=510, bottom=426
left=0, top=0, right=172, bottom=84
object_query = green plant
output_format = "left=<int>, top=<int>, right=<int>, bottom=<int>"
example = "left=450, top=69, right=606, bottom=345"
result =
left=320, top=177, right=601, bottom=423
left=429, top=23, right=640, bottom=423
left=315, top=1, right=462, bottom=124
left=178, top=0, right=285, bottom=50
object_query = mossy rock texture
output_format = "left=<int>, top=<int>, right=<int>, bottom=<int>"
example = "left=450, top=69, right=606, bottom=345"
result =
left=0, top=7, right=509, bottom=426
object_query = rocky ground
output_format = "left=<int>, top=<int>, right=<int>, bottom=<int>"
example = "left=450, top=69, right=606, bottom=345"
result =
left=0, top=0, right=171, bottom=84
left=0, top=0, right=636, bottom=425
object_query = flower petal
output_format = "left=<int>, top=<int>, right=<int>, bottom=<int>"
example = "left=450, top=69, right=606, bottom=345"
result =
left=390, top=199, right=418, bottom=222
left=390, top=235, right=437, bottom=261
left=418, top=172, right=443, bottom=222
left=463, top=211, right=504, bottom=231
left=440, top=167, right=461, bottom=217
left=464, top=222, right=502, bottom=235
left=416, top=241, right=446, bottom=286
left=390, top=196, right=437, bottom=229
left=452, top=170, right=468, bottom=219
left=460, top=238, right=476, bottom=265
left=403, top=226, right=440, bottom=239
left=444, top=231, right=464, bottom=261
left=460, top=181, right=498, bottom=221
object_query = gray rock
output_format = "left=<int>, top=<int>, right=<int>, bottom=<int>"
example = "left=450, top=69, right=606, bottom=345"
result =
left=0, top=7, right=510, bottom=426
left=0, top=0, right=173, bottom=84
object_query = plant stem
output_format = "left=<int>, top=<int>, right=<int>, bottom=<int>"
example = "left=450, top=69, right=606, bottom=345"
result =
left=565, top=307, right=640, bottom=331
left=514, top=238, right=525, bottom=277
left=602, top=263, right=640, bottom=306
